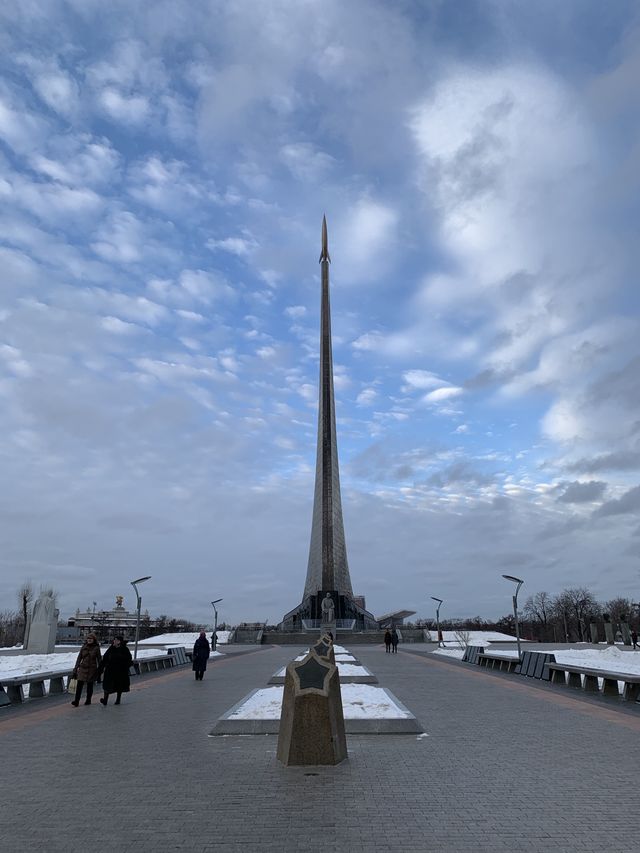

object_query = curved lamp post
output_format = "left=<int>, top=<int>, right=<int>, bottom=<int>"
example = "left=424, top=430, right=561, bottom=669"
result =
left=431, top=597, right=443, bottom=648
left=211, top=598, right=223, bottom=652
left=131, top=575, right=152, bottom=661
left=502, top=574, right=524, bottom=661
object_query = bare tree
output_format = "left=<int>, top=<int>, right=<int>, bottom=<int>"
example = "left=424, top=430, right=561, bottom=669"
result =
left=555, top=587, right=600, bottom=641
left=605, top=597, right=634, bottom=624
left=454, top=629, right=470, bottom=648
left=17, top=580, right=34, bottom=643
left=523, top=591, right=552, bottom=640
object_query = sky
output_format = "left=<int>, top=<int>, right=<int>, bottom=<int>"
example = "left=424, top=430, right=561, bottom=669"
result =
left=1, top=0, right=639, bottom=627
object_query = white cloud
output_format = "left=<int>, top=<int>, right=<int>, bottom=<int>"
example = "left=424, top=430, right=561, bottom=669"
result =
left=284, top=305, right=306, bottom=319
left=206, top=236, right=256, bottom=257
left=279, top=142, right=335, bottom=181
left=402, top=370, right=446, bottom=392
left=91, top=212, right=145, bottom=263
left=99, top=88, right=150, bottom=125
left=423, top=386, right=463, bottom=403
left=31, top=138, right=120, bottom=188
left=356, top=387, right=377, bottom=406
left=33, top=71, right=79, bottom=117
left=335, top=197, right=398, bottom=284
left=179, top=269, right=234, bottom=304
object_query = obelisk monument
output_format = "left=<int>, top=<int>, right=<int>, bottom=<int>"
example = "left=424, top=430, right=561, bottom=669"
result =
left=282, top=217, right=376, bottom=631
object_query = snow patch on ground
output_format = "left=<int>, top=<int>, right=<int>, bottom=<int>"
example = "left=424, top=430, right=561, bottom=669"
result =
left=0, top=648, right=166, bottom=680
left=228, top=684, right=412, bottom=720
left=137, top=631, right=231, bottom=647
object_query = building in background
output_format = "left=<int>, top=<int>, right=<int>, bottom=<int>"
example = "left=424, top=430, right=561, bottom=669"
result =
left=66, top=596, right=160, bottom=643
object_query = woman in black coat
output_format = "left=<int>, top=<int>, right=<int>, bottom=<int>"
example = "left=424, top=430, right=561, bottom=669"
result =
left=98, top=636, right=132, bottom=705
left=192, top=631, right=211, bottom=681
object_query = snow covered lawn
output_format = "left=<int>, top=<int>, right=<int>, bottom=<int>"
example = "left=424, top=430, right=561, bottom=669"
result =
left=228, top=684, right=413, bottom=720
left=137, top=630, right=231, bottom=647
left=274, top=662, right=369, bottom=678
left=0, top=647, right=167, bottom=682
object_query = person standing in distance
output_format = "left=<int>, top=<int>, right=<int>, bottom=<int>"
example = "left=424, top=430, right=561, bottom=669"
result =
left=391, top=627, right=399, bottom=654
left=192, top=631, right=211, bottom=681
left=384, top=628, right=392, bottom=653
left=71, top=633, right=102, bottom=706
left=99, top=636, right=132, bottom=706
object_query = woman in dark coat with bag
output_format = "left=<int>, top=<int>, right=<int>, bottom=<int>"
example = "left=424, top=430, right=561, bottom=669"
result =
left=71, top=633, right=102, bottom=706
left=192, top=631, right=211, bottom=680
left=98, top=636, right=133, bottom=706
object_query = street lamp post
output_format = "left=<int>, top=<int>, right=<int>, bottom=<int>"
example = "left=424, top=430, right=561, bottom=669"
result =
left=502, top=574, right=524, bottom=661
left=130, top=575, right=152, bottom=661
left=211, top=598, right=223, bottom=652
left=431, top=597, right=443, bottom=648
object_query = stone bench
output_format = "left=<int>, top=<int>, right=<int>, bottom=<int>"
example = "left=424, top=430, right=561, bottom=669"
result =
left=1, top=652, right=180, bottom=707
left=0, top=669, right=73, bottom=704
left=548, top=663, right=640, bottom=702
left=477, top=653, right=519, bottom=673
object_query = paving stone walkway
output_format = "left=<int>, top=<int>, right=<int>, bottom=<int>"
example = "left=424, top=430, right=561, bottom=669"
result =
left=2, top=642, right=640, bottom=852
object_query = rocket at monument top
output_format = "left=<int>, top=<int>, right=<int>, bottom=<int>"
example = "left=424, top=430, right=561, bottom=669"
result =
left=319, top=214, right=331, bottom=263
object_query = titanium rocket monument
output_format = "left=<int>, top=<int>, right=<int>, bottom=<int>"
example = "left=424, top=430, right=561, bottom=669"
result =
left=282, top=217, right=376, bottom=630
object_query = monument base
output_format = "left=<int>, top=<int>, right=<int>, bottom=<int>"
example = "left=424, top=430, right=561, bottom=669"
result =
left=276, top=648, right=347, bottom=766
left=280, top=592, right=378, bottom=632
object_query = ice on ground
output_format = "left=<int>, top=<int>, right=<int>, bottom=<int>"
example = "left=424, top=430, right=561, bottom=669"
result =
left=228, top=684, right=412, bottom=720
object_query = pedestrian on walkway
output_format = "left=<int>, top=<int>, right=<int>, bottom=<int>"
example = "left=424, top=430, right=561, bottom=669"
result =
left=384, top=628, right=392, bottom=653
left=391, top=628, right=399, bottom=654
left=632, top=630, right=638, bottom=650
left=192, top=631, right=211, bottom=680
left=98, top=636, right=132, bottom=706
left=71, top=633, right=102, bottom=706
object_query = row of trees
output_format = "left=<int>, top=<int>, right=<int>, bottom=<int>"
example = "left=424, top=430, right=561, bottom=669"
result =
left=412, top=587, right=640, bottom=642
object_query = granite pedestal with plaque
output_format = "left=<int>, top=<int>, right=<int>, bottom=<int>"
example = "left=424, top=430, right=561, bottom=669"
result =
left=276, top=648, right=347, bottom=766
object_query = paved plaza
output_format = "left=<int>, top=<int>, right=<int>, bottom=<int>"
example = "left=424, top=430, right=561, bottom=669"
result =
left=2, top=643, right=640, bottom=852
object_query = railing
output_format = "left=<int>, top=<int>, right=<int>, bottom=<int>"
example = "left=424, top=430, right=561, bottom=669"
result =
left=301, top=619, right=356, bottom=630
left=0, top=652, right=184, bottom=707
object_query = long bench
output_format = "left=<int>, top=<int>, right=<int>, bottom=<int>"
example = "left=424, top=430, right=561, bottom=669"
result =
left=477, top=653, right=519, bottom=673
left=547, top=662, right=640, bottom=702
left=0, top=652, right=181, bottom=707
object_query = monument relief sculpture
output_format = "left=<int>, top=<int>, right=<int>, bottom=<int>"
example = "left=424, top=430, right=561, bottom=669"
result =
left=31, top=592, right=55, bottom=624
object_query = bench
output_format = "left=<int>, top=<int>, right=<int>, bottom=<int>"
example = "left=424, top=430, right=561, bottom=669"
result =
left=548, top=663, right=640, bottom=702
left=477, top=653, right=519, bottom=673
left=0, top=669, right=73, bottom=704
left=1, top=652, right=182, bottom=707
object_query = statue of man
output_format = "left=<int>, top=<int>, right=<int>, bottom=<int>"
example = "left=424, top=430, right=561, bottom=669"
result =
left=31, top=592, right=55, bottom=624
left=321, top=593, right=335, bottom=624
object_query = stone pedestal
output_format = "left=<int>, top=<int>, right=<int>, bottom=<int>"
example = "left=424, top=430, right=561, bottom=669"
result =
left=589, top=623, right=599, bottom=643
left=24, top=606, right=59, bottom=654
left=277, top=650, right=347, bottom=766
left=604, top=621, right=615, bottom=645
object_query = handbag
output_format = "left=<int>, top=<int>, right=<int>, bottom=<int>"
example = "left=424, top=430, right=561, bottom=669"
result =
left=68, top=677, right=78, bottom=694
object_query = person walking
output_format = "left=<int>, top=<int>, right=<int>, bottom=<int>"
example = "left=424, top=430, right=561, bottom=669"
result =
left=384, top=628, right=392, bottom=653
left=391, top=628, right=399, bottom=654
left=632, top=630, right=638, bottom=650
left=192, top=631, right=211, bottom=681
left=71, top=633, right=102, bottom=706
left=98, top=636, right=132, bottom=706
